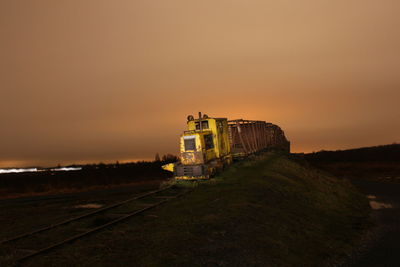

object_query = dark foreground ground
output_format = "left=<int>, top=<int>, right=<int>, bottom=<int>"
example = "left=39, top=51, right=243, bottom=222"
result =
left=0, top=182, right=162, bottom=242
left=1, top=153, right=369, bottom=266
left=347, top=179, right=400, bottom=267
left=305, top=144, right=400, bottom=267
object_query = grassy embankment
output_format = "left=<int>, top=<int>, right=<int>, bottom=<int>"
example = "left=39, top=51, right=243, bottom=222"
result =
left=27, top=153, right=369, bottom=267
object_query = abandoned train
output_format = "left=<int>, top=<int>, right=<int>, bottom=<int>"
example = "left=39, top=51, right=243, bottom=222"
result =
left=162, top=113, right=290, bottom=179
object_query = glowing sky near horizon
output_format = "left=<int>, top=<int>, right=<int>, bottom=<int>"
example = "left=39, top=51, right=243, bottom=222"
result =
left=1, top=0, right=399, bottom=167
left=0, top=167, right=82, bottom=174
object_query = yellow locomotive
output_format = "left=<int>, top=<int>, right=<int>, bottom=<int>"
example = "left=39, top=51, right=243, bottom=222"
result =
left=163, top=112, right=290, bottom=179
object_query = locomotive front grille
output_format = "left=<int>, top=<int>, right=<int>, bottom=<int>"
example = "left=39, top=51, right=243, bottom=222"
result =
left=176, top=164, right=205, bottom=177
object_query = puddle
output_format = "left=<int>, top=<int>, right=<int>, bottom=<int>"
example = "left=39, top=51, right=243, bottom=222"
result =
left=369, top=201, right=393, bottom=210
left=367, top=195, right=377, bottom=199
left=74, top=203, right=103, bottom=209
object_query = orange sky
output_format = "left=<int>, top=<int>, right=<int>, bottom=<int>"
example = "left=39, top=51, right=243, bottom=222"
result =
left=1, top=1, right=399, bottom=167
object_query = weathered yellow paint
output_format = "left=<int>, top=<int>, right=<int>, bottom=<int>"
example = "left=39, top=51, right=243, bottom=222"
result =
left=186, top=118, right=231, bottom=160
left=175, top=175, right=208, bottom=180
left=174, top=115, right=233, bottom=179
left=181, top=117, right=231, bottom=165
left=161, top=163, right=175, bottom=172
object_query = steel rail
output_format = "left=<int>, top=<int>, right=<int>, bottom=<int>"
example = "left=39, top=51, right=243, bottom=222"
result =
left=15, top=189, right=192, bottom=264
left=0, top=186, right=172, bottom=245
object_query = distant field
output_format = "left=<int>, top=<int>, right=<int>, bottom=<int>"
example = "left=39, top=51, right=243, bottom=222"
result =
left=12, top=153, right=369, bottom=267
left=305, top=144, right=400, bottom=182
left=0, top=161, right=173, bottom=199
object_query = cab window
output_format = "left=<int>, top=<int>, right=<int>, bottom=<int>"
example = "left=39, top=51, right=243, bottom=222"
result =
left=204, top=134, right=214, bottom=150
left=195, top=120, right=209, bottom=130
left=184, top=137, right=196, bottom=151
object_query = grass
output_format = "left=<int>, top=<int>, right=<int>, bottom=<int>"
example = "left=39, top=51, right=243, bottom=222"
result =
left=20, top=152, right=369, bottom=266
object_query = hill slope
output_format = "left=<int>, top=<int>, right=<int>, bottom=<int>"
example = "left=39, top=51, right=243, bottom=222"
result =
left=27, top=153, right=369, bottom=267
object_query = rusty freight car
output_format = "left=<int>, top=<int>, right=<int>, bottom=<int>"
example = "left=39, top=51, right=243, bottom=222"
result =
left=228, top=119, right=290, bottom=157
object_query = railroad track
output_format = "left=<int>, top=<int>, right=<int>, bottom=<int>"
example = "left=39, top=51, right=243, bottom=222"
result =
left=0, top=185, right=192, bottom=265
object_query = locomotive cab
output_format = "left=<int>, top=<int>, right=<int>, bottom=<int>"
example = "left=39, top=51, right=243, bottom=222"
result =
left=180, top=131, right=216, bottom=165
left=164, top=113, right=232, bottom=179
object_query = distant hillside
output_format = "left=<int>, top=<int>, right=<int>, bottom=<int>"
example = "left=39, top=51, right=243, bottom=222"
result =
left=304, top=144, right=400, bottom=182
left=304, top=144, right=400, bottom=162
left=0, top=161, right=174, bottom=199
